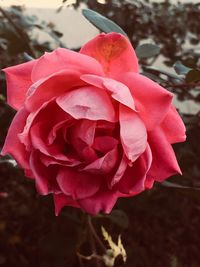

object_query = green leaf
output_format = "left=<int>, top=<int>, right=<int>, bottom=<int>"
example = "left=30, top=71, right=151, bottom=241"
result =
left=161, top=181, right=200, bottom=190
left=143, top=66, right=184, bottom=81
left=23, top=52, right=34, bottom=61
left=173, top=61, right=192, bottom=75
left=142, top=71, right=166, bottom=83
left=82, top=9, right=127, bottom=36
left=185, top=69, right=200, bottom=83
left=135, top=43, right=160, bottom=59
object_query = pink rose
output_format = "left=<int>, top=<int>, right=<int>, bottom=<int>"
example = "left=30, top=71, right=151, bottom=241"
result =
left=1, top=33, right=186, bottom=215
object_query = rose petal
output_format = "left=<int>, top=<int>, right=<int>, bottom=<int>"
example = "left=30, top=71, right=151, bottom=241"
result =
left=30, top=121, right=69, bottom=161
left=69, top=120, right=97, bottom=162
left=56, top=167, right=101, bottom=200
left=54, top=193, right=80, bottom=216
left=48, top=120, right=69, bottom=145
left=26, top=69, right=84, bottom=112
left=19, top=101, right=52, bottom=150
left=70, top=120, right=96, bottom=147
left=78, top=187, right=122, bottom=215
left=103, top=78, right=136, bottom=110
left=1, top=108, right=30, bottom=170
left=56, top=86, right=117, bottom=122
left=161, top=105, right=186, bottom=144
left=118, top=144, right=152, bottom=195
left=120, top=72, right=173, bottom=130
left=31, top=48, right=104, bottom=82
left=147, top=127, right=182, bottom=182
left=82, top=146, right=118, bottom=174
left=81, top=74, right=136, bottom=110
left=93, top=136, right=118, bottom=154
left=80, top=147, right=98, bottom=163
left=96, top=121, right=116, bottom=136
left=119, top=104, right=147, bottom=162
left=3, top=60, right=37, bottom=110
left=40, top=153, right=81, bottom=168
left=145, top=175, right=155, bottom=189
left=109, top=154, right=128, bottom=188
left=19, top=101, right=69, bottom=150
left=30, top=150, right=59, bottom=195
left=80, top=32, right=138, bottom=78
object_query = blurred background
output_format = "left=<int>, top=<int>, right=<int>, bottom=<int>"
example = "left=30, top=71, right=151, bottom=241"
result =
left=0, top=0, right=200, bottom=266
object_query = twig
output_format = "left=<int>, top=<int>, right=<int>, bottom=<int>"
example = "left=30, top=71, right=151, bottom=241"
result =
left=0, top=6, right=36, bottom=57
left=88, top=227, right=101, bottom=267
left=87, top=215, right=107, bottom=253
left=88, top=215, right=104, bottom=267
left=77, top=252, right=84, bottom=267
left=77, top=252, right=102, bottom=261
left=167, top=81, right=200, bottom=89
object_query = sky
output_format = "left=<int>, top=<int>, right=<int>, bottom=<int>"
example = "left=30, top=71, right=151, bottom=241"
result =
left=0, top=0, right=69, bottom=8
left=1, top=0, right=199, bottom=7
left=0, top=0, right=106, bottom=8
left=0, top=0, right=99, bottom=48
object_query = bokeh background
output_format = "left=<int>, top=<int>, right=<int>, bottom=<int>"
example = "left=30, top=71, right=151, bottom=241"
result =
left=0, top=0, right=200, bottom=266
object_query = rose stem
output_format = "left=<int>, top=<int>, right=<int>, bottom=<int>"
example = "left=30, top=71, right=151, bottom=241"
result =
left=87, top=215, right=107, bottom=253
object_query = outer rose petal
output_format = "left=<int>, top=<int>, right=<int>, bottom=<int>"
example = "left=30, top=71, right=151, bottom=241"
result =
left=56, top=168, right=101, bottom=200
left=31, top=48, right=104, bottom=82
left=161, top=105, right=186, bottom=144
left=56, top=86, right=117, bottom=122
left=120, top=72, right=173, bottom=130
left=1, top=108, right=30, bottom=170
left=78, top=188, right=122, bottom=215
left=119, top=105, right=147, bottom=162
left=25, top=69, right=84, bottom=112
left=3, top=60, right=37, bottom=110
left=54, top=193, right=80, bottom=216
left=29, top=150, right=59, bottom=195
left=145, top=175, right=154, bottom=190
left=80, top=32, right=138, bottom=78
left=147, top=127, right=182, bottom=182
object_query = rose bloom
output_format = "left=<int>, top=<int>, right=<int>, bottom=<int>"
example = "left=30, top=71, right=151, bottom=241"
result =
left=1, top=33, right=186, bottom=215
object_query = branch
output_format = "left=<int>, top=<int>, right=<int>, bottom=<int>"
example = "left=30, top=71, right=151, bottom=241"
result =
left=87, top=215, right=107, bottom=253
left=0, top=6, right=36, bottom=57
left=167, top=81, right=200, bottom=89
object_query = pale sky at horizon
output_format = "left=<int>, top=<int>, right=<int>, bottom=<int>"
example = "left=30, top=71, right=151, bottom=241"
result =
left=0, top=0, right=76, bottom=8
left=1, top=0, right=199, bottom=7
